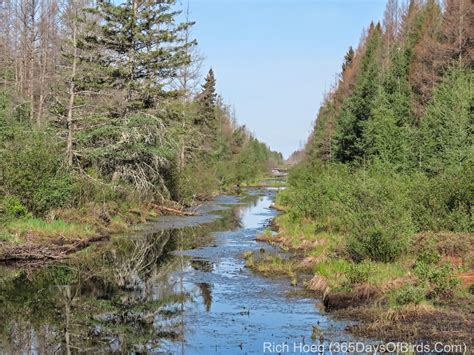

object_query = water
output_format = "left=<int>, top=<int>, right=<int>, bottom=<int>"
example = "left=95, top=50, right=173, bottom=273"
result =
left=0, top=188, right=361, bottom=354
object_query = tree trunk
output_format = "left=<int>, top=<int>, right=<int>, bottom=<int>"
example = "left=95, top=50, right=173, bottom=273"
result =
left=66, top=16, right=78, bottom=167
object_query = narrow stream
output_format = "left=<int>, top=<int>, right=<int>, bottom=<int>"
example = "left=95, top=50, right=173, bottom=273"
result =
left=0, top=188, right=361, bottom=354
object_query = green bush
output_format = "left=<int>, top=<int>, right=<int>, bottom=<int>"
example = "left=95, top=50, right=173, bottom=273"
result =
left=415, top=261, right=459, bottom=299
left=347, top=260, right=372, bottom=284
left=276, top=162, right=354, bottom=232
left=345, top=166, right=414, bottom=262
left=280, top=162, right=414, bottom=262
left=416, top=249, right=441, bottom=265
left=427, top=264, right=459, bottom=299
left=410, top=164, right=473, bottom=233
left=0, top=127, right=75, bottom=216
left=390, top=285, right=426, bottom=306
left=0, top=195, right=28, bottom=219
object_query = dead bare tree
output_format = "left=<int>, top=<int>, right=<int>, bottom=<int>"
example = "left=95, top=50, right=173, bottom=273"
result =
left=175, top=2, right=203, bottom=99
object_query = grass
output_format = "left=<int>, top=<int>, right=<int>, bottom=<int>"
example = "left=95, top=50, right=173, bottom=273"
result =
left=266, top=208, right=474, bottom=315
left=5, top=218, right=96, bottom=239
left=0, top=230, right=18, bottom=243
left=245, top=252, right=296, bottom=278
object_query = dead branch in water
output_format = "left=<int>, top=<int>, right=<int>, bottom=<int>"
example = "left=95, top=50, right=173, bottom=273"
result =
left=0, top=235, right=109, bottom=263
left=153, top=204, right=196, bottom=216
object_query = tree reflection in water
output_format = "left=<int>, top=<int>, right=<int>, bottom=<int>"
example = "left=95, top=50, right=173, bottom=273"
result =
left=0, top=195, right=250, bottom=352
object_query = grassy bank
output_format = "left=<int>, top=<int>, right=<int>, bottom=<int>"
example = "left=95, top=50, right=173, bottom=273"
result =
left=247, top=212, right=473, bottom=344
left=0, top=199, right=163, bottom=263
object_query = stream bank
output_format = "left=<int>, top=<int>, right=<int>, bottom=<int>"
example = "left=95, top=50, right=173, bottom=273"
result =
left=0, top=188, right=365, bottom=353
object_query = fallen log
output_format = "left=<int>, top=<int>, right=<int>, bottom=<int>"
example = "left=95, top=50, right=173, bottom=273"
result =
left=0, top=235, right=109, bottom=263
left=154, top=205, right=196, bottom=216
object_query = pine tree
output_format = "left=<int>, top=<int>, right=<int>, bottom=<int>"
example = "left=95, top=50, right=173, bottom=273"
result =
left=417, top=68, right=473, bottom=175
left=342, top=47, right=354, bottom=73
left=334, top=23, right=383, bottom=163
left=362, top=88, right=414, bottom=170
left=196, top=68, right=217, bottom=127
left=91, top=0, right=195, bottom=112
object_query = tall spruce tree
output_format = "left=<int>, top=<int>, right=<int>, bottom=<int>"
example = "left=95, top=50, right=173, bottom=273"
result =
left=342, top=46, right=354, bottom=73
left=92, top=0, right=194, bottom=112
left=417, top=68, right=473, bottom=175
left=334, top=23, right=383, bottom=163
left=196, top=68, right=217, bottom=127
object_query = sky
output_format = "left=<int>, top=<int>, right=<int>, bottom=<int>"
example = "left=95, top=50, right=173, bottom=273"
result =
left=184, top=0, right=387, bottom=158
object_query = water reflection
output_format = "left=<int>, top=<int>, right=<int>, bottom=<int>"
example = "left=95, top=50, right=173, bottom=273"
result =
left=190, top=259, right=214, bottom=272
left=196, top=283, right=213, bottom=312
left=1, top=190, right=347, bottom=354
left=0, top=193, right=252, bottom=353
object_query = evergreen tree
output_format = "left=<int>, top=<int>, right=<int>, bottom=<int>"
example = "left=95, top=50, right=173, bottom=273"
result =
left=417, top=68, right=473, bottom=175
left=362, top=88, right=414, bottom=170
left=91, top=0, right=194, bottom=111
left=334, top=23, right=383, bottom=163
left=342, top=46, right=354, bottom=73
left=196, top=68, right=217, bottom=127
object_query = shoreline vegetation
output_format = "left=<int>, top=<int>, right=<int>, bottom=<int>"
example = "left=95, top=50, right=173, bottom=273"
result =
left=246, top=0, right=473, bottom=345
left=247, top=215, right=473, bottom=345
left=0, top=0, right=282, bottom=264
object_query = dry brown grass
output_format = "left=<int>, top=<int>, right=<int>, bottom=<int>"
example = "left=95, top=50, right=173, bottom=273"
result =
left=412, top=231, right=474, bottom=259
left=342, top=303, right=473, bottom=346
left=379, top=302, right=436, bottom=322
left=295, top=256, right=319, bottom=271
left=379, top=276, right=416, bottom=293
left=304, top=275, right=328, bottom=295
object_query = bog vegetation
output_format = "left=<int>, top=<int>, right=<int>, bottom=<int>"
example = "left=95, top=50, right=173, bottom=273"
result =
left=273, top=0, right=473, bottom=336
left=0, top=0, right=282, bottom=238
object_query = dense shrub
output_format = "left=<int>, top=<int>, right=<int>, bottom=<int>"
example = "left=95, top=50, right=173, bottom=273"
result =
left=410, top=164, right=473, bottom=233
left=390, top=285, right=426, bottom=306
left=280, top=162, right=414, bottom=262
left=347, top=260, right=372, bottom=284
left=277, top=162, right=353, bottom=232
left=414, top=258, right=459, bottom=299
left=347, top=166, right=414, bottom=262
left=0, top=195, right=28, bottom=219
left=0, top=127, right=75, bottom=216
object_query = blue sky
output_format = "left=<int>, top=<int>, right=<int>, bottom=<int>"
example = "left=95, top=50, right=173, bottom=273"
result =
left=184, top=0, right=387, bottom=157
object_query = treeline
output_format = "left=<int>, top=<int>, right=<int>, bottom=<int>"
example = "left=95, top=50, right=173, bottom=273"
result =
left=0, top=0, right=281, bottom=219
left=281, top=0, right=473, bottom=263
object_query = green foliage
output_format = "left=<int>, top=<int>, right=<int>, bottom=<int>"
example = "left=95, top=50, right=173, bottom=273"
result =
left=414, top=255, right=460, bottom=299
left=362, top=89, right=415, bottom=171
left=280, top=162, right=413, bottom=262
left=91, top=0, right=195, bottom=109
left=346, top=260, right=372, bottom=284
left=410, top=164, right=473, bottom=232
left=334, top=23, right=383, bottom=163
left=313, top=259, right=351, bottom=279
left=416, top=68, right=473, bottom=176
left=416, top=249, right=441, bottom=265
left=390, top=285, right=426, bottom=306
left=0, top=127, right=75, bottom=216
left=0, top=196, right=28, bottom=219
left=282, top=66, right=472, bottom=266
left=196, top=68, right=217, bottom=127
left=427, top=264, right=459, bottom=298
left=5, top=218, right=96, bottom=239
left=346, top=166, right=414, bottom=262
